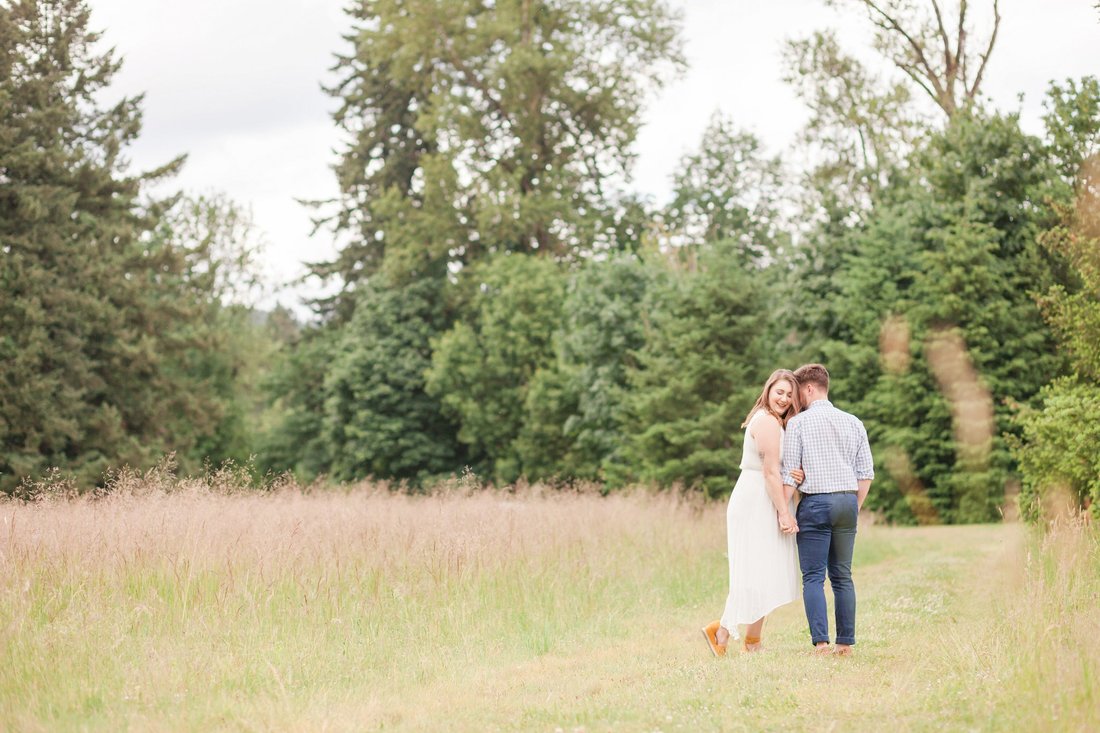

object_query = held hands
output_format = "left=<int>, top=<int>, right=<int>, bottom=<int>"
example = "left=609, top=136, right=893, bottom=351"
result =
left=778, top=511, right=799, bottom=535
left=779, top=466, right=803, bottom=533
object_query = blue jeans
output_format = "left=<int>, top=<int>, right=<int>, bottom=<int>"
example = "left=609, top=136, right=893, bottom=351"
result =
left=795, top=492, right=858, bottom=646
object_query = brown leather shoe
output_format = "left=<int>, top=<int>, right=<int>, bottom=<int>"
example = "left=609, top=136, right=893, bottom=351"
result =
left=702, top=621, right=727, bottom=657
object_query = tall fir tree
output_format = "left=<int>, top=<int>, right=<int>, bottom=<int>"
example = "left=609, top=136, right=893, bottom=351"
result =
left=619, top=241, right=778, bottom=497
left=615, top=119, right=788, bottom=496
left=321, top=276, right=464, bottom=484
left=0, top=1, right=245, bottom=490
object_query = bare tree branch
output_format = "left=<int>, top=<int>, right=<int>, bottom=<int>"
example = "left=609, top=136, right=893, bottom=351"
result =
left=862, top=0, right=948, bottom=103
left=850, top=0, right=1000, bottom=118
left=864, top=1, right=937, bottom=76
left=955, top=0, right=969, bottom=77
left=948, top=0, right=966, bottom=109
left=958, top=1, right=969, bottom=91
left=968, top=0, right=1000, bottom=101
left=930, top=0, right=953, bottom=71
left=895, top=60, right=941, bottom=106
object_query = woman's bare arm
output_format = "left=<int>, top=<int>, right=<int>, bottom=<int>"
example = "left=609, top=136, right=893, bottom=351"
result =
left=752, top=414, right=798, bottom=534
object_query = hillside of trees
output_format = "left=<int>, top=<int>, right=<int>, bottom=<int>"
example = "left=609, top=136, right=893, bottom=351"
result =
left=2, top=0, right=1098, bottom=523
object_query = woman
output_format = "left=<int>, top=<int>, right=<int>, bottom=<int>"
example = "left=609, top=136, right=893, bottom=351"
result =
left=702, top=369, right=803, bottom=656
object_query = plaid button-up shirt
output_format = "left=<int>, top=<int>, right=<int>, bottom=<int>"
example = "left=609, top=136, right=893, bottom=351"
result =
left=781, top=399, right=874, bottom=493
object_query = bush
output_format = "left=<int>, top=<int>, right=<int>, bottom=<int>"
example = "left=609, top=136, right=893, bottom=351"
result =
left=1011, top=378, right=1100, bottom=522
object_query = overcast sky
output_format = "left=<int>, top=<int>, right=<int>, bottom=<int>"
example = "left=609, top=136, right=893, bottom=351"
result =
left=86, top=0, right=1099, bottom=313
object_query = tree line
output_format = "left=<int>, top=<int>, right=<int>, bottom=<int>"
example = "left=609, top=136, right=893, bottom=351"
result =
left=2, top=0, right=1097, bottom=523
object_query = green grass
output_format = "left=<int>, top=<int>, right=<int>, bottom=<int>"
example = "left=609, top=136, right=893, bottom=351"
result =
left=1, top=484, right=1096, bottom=731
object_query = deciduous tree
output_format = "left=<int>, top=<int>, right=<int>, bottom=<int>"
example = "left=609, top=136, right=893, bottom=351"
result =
left=1012, top=77, right=1100, bottom=521
left=828, top=0, right=1001, bottom=119
left=426, top=255, right=566, bottom=482
left=310, top=0, right=684, bottom=317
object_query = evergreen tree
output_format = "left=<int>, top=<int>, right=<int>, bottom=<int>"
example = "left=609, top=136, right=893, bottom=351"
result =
left=321, top=276, right=464, bottom=483
left=612, top=119, right=789, bottom=496
left=426, top=255, right=565, bottom=482
left=780, top=0, right=999, bottom=372
left=256, top=326, right=334, bottom=480
left=516, top=253, right=655, bottom=482
left=0, top=1, right=240, bottom=490
left=619, top=241, right=778, bottom=497
left=814, top=112, right=1069, bottom=523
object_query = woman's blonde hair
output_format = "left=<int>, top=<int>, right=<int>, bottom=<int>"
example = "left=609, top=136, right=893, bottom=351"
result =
left=741, top=369, right=801, bottom=428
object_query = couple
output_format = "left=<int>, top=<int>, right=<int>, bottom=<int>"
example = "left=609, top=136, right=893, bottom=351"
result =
left=702, top=363, right=874, bottom=657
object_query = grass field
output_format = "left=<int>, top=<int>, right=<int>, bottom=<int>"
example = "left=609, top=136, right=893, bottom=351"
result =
left=1, top=475, right=1097, bottom=732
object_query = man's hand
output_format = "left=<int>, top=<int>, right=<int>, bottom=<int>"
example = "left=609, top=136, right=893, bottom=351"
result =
left=778, top=512, right=799, bottom=535
left=857, top=479, right=871, bottom=511
left=790, top=467, right=805, bottom=485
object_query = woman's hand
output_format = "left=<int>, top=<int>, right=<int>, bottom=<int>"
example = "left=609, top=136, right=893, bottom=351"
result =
left=778, top=512, right=799, bottom=535
left=790, top=467, right=805, bottom=485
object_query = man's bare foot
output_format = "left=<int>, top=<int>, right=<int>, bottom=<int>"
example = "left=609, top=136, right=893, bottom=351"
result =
left=812, top=643, right=832, bottom=655
left=834, top=644, right=853, bottom=656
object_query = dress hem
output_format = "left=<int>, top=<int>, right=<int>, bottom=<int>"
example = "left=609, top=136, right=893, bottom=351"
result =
left=720, top=597, right=799, bottom=634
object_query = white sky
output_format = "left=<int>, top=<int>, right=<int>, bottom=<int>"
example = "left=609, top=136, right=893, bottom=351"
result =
left=87, top=0, right=1099, bottom=314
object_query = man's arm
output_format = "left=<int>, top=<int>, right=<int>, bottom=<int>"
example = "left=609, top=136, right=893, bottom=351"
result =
left=854, top=421, right=874, bottom=510
left=856, top=479, right=871, bottom=511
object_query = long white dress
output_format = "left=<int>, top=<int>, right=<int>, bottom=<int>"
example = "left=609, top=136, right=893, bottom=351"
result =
left=719, top=410, right=800, bottom=636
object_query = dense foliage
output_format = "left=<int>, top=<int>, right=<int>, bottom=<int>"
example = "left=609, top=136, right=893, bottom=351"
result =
left=1010, top=78, right=1100, bottom=521
left=0, top=1, right=279, bottom=492
left=4, top=0, right=1098, bottom=524
left=799, top=112, right=1070, bottom=523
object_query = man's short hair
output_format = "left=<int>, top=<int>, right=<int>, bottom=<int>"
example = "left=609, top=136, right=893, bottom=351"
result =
left=794, top=363, right=829, bottom=391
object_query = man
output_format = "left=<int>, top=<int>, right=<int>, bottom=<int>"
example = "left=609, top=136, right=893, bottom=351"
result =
left=781, top=363, right=873, bottom=656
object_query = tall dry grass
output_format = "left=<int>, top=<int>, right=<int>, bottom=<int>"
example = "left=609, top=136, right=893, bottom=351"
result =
left=0, top=472, right=715, bottom=731
left=1, top=469, right=1098, bottom=732
left=986, top=517, right=1100, bottom=731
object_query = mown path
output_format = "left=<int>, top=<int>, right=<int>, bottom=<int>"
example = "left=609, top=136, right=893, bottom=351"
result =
left=370, top=523, right=1031, bottom=732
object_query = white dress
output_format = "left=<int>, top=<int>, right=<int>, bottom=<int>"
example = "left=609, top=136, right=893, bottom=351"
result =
left=719, top=410, right=800, bottom=636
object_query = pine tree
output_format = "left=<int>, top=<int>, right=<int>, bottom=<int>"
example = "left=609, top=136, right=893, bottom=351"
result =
left=0, top=1, right=233, bottom=491
left=620, top=242, right=778, bottom=497
left=322, top=276, right=464, bottom=483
